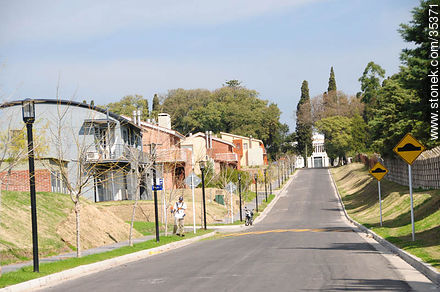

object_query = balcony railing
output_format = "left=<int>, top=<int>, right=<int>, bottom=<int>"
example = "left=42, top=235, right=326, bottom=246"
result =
left=85, top=144, right=148, bottom=163
left=155, top=149, right=187, bottom=163
left=214, top=152, right=238, bottom=162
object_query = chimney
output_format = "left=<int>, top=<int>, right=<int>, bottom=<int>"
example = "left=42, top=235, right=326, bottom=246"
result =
left=132, top=110, right=137, bottom=125
left=137, top=110, right=141, bottom=125
left=209, top=131, right=213, bottom=149
left=249, top=135, right=252, bottom=149
left=158, top=113, right=171, bottom=129
left=205, top=131, right=209, bottom=149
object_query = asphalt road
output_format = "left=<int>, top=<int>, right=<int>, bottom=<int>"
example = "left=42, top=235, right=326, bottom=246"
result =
left=44, top=168, right=437, bottom=291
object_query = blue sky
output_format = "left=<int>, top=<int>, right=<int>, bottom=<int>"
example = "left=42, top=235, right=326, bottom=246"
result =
left=0, top=0, right=417, bottom=131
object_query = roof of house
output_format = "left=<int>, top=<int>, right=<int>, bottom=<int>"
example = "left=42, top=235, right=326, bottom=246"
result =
left=184, top=132, right=236, bottom=148
left=0, top=99, right=141, bottom=130
left=122, top=115, right=185, bottom=139
left=220, top=131, right=264, bottom=144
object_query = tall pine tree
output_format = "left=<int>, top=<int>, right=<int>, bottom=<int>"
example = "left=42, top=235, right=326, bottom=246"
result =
left=296, top=80, right=313, bottom=167
left=328, top=66, right=337, bottom=93
left=152, top=94, right=160, bottom=112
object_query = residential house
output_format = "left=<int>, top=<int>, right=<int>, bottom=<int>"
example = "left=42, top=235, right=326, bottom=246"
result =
left=0, top=99, right=147, bottom=202
left=219, top=132, right=268, bottom=168
left=181, top=131, right=238, bottom=175
left=127, top=113, right=189, bottom=191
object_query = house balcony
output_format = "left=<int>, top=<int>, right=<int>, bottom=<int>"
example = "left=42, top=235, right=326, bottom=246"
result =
left=155, top=149, right=187, bottom=163
left=214, top=153, right=238, bottom=162
left=85, top=144, right=148, bottom=164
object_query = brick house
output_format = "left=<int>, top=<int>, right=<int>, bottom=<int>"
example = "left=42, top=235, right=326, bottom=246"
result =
left=220, top=132, right=268, bottom=168
left=181, top=131, right=238, bottom=175
left=127, top=113, right=190, bottom=190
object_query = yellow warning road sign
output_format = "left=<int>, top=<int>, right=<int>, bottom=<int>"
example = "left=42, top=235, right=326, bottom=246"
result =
left=369, top=162, right=388, bottom=181
left=393, top=133, right=426, bottom=165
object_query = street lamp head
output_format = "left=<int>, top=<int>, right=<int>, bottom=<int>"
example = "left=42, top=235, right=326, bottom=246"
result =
left=238, top=173, right=241, bottom=180
left=22, top=99, right=35, bottom=124
left=199, top=160, right=205, bottom=172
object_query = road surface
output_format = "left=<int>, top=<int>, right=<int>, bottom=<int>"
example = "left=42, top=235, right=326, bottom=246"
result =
left=44, top=168, right=437, bottom=291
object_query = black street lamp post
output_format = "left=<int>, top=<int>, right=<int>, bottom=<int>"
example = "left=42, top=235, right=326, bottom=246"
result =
left=264, top=169, right=267, bottom=202
left=254, top=173, right=258, bottom=212
left=200, top=161, right=207, bottom=230
left=150, top=143, right=160, bottom=242
left=22, top=99, right=39, bottom=273
left=238, top=173, right=242, bottom=222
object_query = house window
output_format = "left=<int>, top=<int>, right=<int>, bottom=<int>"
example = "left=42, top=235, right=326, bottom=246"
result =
left=243, top=143, right=248, bottom=150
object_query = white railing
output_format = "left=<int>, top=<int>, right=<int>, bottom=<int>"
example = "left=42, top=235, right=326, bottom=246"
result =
left=85, top=144, right=148, bottom=163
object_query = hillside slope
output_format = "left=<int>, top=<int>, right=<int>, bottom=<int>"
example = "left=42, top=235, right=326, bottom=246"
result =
left=0, top=191, right=140, bottom=266
left=331, top=163, right=440, bottom=271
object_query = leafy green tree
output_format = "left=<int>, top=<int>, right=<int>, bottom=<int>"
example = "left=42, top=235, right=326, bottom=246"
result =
left=106, top=95, right=149, bottom=120
left=151, top=94, right=161, bottom=120
left=224, top=80, right=242, bottom=88
left=161, top=89, right=211, bottom=133
left=152, top=94, right=160, bottom=111
left=327, top=66, right=337, bottom=93
left=296, top=80, right=313, bottom=163
left=350, top=114, right=368, bottom=154
left=397, top=0, right=439, bottom=148
left=368, top=77, right=425, bottom=156
left=161, top=85, right=286, bottom=158
left=358, top=62, right=385, bottom=122
left=359, top=62, right=386, bottom=104
left=315, top=116, right=353, bottom=165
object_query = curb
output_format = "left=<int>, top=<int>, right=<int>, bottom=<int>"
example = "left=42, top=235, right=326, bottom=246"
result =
left=328, top=168, right=440, bottom=286
left=1, top=231, right=217, bottom=292
left=254, top=170, right=297, bottom=224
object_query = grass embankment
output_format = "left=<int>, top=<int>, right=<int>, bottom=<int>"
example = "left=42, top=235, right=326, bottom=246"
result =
left=0, top=191, right=142, bottom=267
left=331, top=163, right=440, bottom=271
left=0, top=191, right=73, bottom=266
left=0, top=229, right=212, bottom=288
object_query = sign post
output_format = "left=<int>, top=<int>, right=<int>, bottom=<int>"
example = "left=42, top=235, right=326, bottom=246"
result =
left=225, top=182, right=237, bottom=223
left=185, top=172, right=201, bottom=234
left=393, top=133, right=425, bottom=241
left=369, top=162, right=389, bottom=227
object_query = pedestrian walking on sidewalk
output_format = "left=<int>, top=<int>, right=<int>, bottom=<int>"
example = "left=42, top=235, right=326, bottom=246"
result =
left=171, top=196, right=187, bottom=236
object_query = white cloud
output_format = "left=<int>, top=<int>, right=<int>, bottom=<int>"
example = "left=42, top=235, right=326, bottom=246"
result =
left=0, top=0, right=318, bottom=45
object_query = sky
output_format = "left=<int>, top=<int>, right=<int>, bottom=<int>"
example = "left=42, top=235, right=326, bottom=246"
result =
left=0, top=0, right=418, bottom=131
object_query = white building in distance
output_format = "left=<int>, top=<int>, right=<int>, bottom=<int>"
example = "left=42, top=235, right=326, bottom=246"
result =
left=295, top=132, right=330, bottom=168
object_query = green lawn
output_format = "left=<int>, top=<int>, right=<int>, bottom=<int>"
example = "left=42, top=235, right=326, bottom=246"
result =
left=0, top=229, right=212, bottom=288
left=130, top=221, right=173, bottom=235
left=331, top=163, right=440, bottom=271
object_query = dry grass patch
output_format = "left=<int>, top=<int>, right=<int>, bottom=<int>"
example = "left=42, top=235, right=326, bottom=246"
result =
left=331, top=163, right=440, bottom=271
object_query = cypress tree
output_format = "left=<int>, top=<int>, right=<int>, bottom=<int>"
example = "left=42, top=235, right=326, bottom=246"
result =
left=296, top=80, right=313, bottom=167
left=328, top=66, right=337, bottom=93
left=152, top=94, right=160, bottom=112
